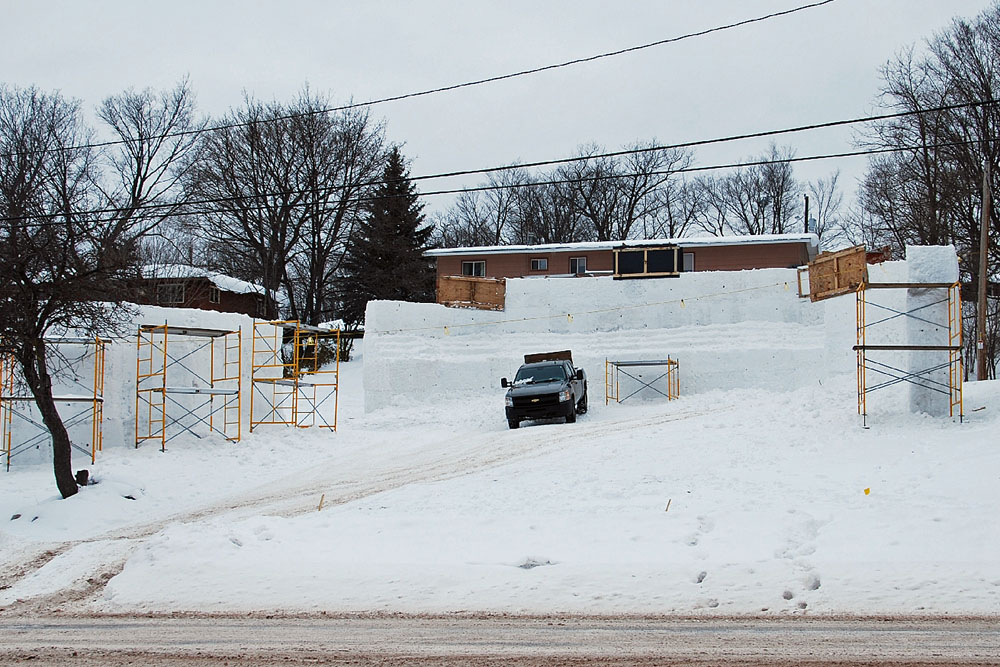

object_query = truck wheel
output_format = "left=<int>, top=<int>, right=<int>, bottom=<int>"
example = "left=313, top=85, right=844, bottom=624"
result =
left=565, top=409, right=576, bottom=424
left=508, top=419, right=520, bottom=429
left=576, top=390, right=588, bottom=414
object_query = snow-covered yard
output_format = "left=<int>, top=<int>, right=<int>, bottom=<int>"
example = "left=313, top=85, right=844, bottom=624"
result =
left=1, top=357, right=997, bottom=616
left=1, top=249, right=997, bottom=616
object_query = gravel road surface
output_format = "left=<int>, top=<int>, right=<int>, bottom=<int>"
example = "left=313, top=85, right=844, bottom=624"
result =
left=1, top=615, right=997, bottom=665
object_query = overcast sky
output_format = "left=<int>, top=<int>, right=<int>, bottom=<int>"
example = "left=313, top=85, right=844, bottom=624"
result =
left=3, top=0, right=996, bottom=218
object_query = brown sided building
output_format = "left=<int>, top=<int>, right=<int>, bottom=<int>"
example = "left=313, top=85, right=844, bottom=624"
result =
left=134, top=265, right=273, bottom=318
left=424, top=234, right=820, bottom=281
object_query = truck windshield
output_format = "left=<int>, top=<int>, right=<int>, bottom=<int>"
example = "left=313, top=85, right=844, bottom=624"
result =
left=514, top=365, right=566, bottom=384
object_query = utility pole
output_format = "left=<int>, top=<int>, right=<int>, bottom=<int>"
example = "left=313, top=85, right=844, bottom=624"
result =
left=978, top=159, right=991, bottom=381
left=804, top=195, right=809, bottom=234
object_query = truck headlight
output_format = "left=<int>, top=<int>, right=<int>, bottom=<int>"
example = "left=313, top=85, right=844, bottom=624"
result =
left=505, top=396, right=514, bottom=407
left=558, top=389, right=571, bottom=402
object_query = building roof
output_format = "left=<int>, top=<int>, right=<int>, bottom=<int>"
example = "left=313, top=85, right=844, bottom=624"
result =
left=424, top=233, right=820, bottom=258
left=140, top=264, right=266, bottom=296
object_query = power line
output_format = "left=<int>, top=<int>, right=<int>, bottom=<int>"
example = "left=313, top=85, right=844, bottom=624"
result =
left=4, top=137, right=979, bottom=229
left=0, top=0, right=837, bottom=159
left=409, top=98, right=1000, bottom=184
left=1, top=98, right=994, bottom=227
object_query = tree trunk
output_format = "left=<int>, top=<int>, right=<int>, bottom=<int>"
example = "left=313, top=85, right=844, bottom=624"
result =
left=18, top=339, right=78, bottom=499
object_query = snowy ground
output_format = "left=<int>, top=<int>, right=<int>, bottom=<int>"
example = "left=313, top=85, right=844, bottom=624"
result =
left=1, top=349, right=997, bottom=616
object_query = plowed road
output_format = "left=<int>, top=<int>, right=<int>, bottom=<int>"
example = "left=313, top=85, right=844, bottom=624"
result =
left=1, top=616, right=997, bottom=665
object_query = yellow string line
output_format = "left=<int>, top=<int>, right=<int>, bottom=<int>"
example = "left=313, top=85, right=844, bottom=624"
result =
left=380, top=281, right=791, bottom=335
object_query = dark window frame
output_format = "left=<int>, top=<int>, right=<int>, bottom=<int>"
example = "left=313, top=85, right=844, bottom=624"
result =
left=156, top=282, right=185, bottom=304
left=612, top=246, right=681, bottom=279
left=461, top=260, right=486, bottom=277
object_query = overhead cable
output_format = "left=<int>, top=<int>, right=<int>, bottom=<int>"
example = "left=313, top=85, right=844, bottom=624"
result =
left=0, top=0, right=837, bottom=159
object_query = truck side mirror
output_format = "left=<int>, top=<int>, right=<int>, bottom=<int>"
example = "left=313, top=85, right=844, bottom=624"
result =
left=576, top=369, right=584, bottom=380
left=501, top=378, right=509, bottom=388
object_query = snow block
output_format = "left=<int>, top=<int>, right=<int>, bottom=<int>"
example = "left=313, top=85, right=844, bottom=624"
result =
left=906, top=245, right=959, bottom=416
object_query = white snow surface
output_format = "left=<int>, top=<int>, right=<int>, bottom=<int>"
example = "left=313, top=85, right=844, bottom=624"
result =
left=1, top=253, right=997, bottom=616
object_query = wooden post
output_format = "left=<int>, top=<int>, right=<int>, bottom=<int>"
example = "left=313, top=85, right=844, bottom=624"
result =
left=978, top=159, right=991, bottom=381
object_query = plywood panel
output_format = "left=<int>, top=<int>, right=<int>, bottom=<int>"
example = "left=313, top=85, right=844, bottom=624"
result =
left=807, top=245, right=868, bottom=302
left=437, top=276, right=506, bottom=310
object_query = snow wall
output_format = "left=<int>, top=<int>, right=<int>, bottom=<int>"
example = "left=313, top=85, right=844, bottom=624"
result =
left=364, top=250, right=953, bottom=413
left=365, top=268, right=821, bottom=412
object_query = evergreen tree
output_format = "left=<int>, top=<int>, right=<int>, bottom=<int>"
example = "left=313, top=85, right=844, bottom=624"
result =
left=339, top=147, right=435, bottom=327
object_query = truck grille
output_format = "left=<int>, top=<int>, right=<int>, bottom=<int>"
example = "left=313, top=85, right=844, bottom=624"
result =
left=512, top=394, right=560, bottom=409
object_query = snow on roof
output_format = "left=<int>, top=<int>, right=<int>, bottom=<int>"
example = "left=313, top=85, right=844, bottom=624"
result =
left=141, top=264, right=266, bottom=296
left=424, top=233, right=820, bottom=258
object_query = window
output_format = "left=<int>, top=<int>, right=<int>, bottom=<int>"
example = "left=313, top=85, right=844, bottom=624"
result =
left=530, top=258, right=548, bottom=271
left=683, top=252, right=695, bottom=272
left=255, top=296, right=267, bottom=317
left=156, top=283, right=185, bottom=304
left=612, top=245, right=680, bottom=279
left=570, top=257, right=587, bottom=275
left=462, top=260, right=486, bottom=277
left=208, top=286, right=221, bottom=304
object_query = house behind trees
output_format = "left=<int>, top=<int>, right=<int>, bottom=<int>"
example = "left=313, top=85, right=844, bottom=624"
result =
left=425, top=233, right=819, bottom=281
left=134, top=265, right=273, bottom=319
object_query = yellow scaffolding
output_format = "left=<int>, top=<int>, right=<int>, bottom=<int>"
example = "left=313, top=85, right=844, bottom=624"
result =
left=250, top=321, right=339, bottom=432
left=854, top=281, right=963, bottom=425
left=605, top=358, right=680, bottom=405
left=135, top=324, right=242, bottom=451
left=1, top=337, right=107, bottom=471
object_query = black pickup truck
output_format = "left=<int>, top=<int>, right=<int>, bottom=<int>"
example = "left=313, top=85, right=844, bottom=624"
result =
left=501, top=352, right=587, bottom=429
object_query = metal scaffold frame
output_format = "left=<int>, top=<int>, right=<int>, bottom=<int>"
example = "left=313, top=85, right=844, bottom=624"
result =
left=854, top=281, right=963, bottom=425
left=605, top=358, right=680, bottom=405
left=250, top=321, right=339, bottom=432
left=135, top=324, right=242, bottom=451
left=1, top=337, right=107, bottom=471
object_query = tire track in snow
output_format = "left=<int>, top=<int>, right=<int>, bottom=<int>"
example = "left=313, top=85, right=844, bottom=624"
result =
left=0, top=407, right=717, bottom=615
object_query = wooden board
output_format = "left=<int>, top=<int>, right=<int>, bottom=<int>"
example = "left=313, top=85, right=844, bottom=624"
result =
left=437, top=276, right=506, bottom=311
left=807, top=245, right=868, bottom=302
left=524, top=350, right=573, bottom=364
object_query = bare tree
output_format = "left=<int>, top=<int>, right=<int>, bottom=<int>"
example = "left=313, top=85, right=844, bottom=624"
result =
left=760, top=144, right=800, bottom=234
left=435, top=168, right=527, bottom=247
left=1, top=81, right=200, bottom=498
left=563, top=147, right=621, bottom=242
left=186, top=90, right=385, bottom=323
left=513, top=179, right=586, bottom=245
left=613, top=143, right=693, bottom=241
left=644, top=176, right=703, bottom=239
left=287, top=98, right=385, bottom=325
left=807, top=170, right=844, bottom=247
left=693, top=144, right=800, bottom=237
left=691, top=176, right=730, bottom=236
left=717, top=164, right=771, bottom=235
